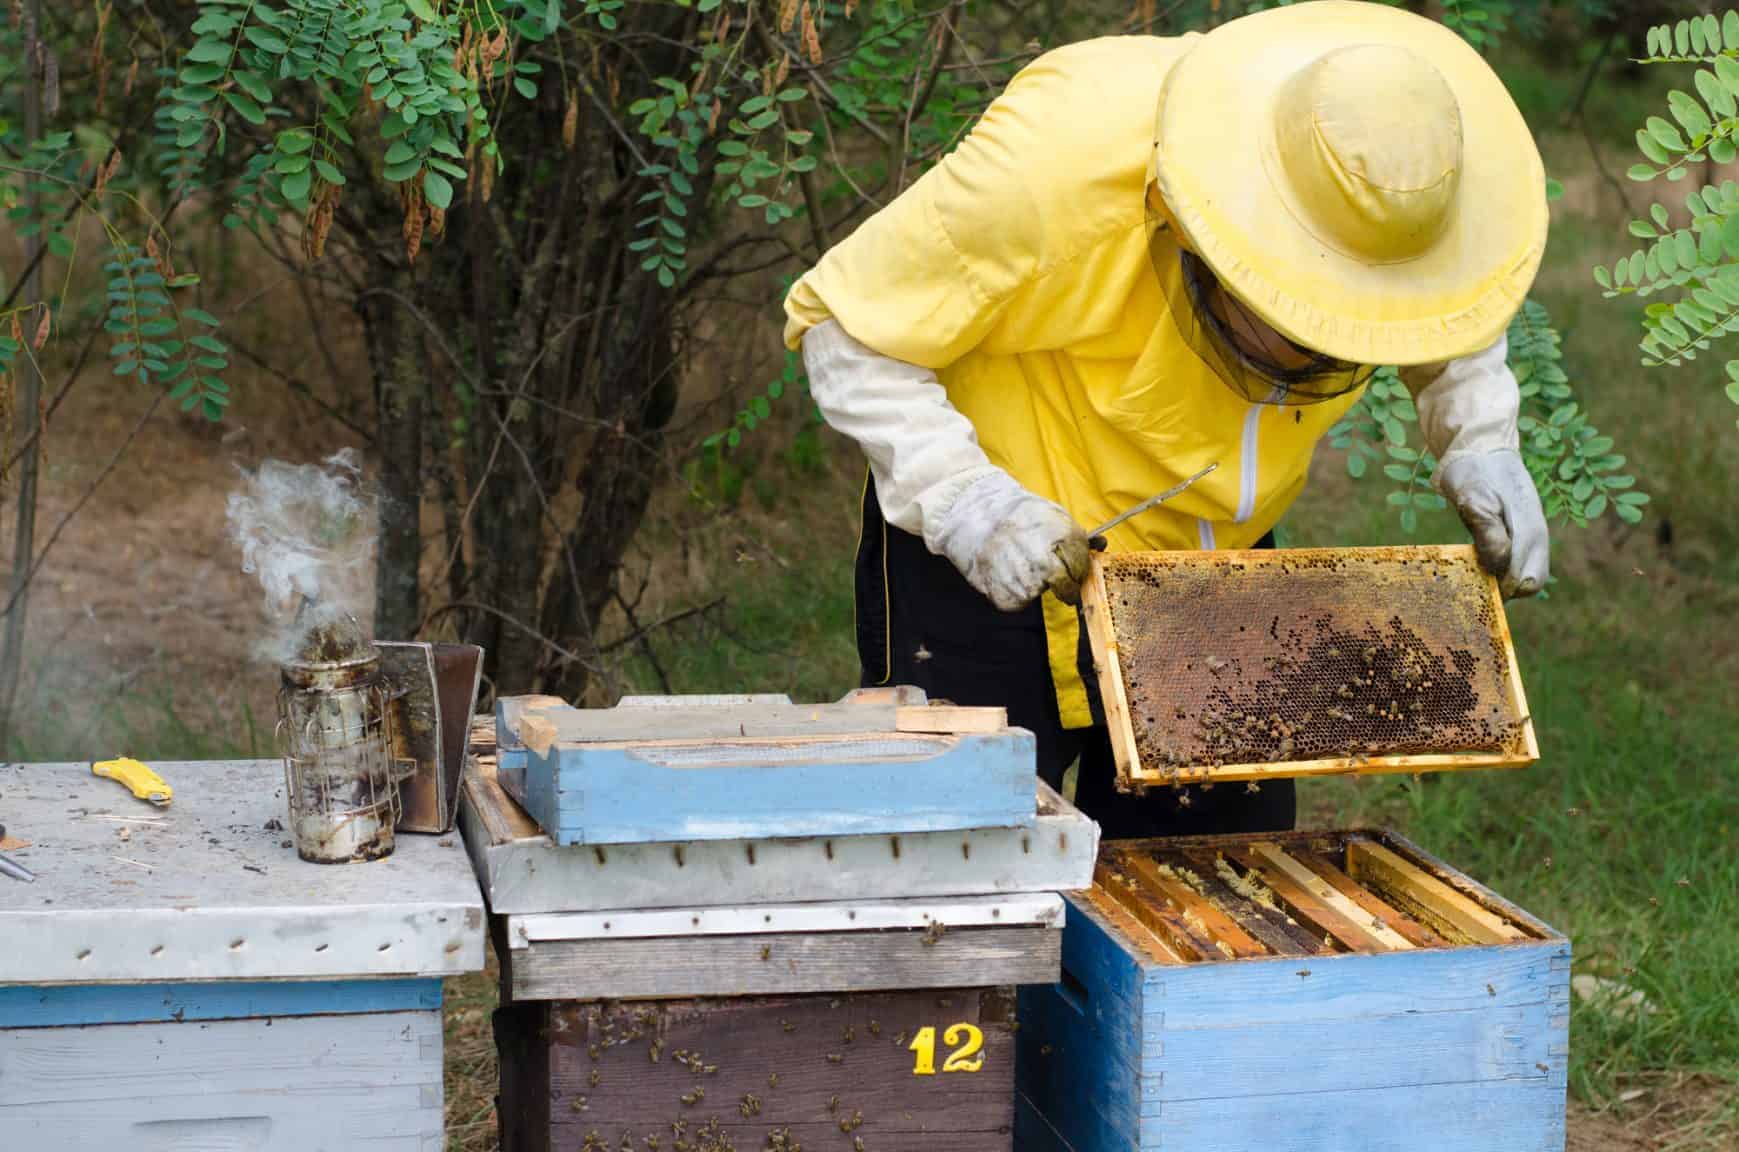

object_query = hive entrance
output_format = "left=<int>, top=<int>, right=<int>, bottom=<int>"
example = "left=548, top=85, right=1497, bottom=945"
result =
left=1082, top=545, right=1535, bottom=789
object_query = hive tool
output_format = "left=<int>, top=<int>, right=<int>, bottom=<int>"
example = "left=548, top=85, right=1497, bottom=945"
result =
left=1087, top=462, right=1220, bottom=550
left=0, top=825, right=34, bottom=883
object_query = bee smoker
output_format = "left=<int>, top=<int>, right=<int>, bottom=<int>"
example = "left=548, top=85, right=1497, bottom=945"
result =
left=276, top=643, right=403, bottom=863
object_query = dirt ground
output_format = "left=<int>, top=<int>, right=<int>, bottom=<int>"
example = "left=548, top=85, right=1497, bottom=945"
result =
left=0, top=290, right=368, bottom=757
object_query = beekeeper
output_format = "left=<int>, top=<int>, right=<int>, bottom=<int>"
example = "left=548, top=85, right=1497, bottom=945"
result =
left=783, top=1, right=1550, bottom=836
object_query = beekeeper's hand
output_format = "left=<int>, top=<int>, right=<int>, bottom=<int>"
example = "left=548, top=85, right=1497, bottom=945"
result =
left=1437, top=450, right=1549, bottom=598
left=801, top=319, right=1088, bottom=611
left=1401, top=333, right=1549, bottom=599
left=931, top=472, right=1091, bottom=610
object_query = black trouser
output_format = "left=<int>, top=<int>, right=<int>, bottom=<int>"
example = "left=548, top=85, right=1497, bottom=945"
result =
left=855, top=478, right=1294, bottom=840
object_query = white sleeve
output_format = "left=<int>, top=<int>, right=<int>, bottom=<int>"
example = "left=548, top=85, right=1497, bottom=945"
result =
left=801, top=319, right=1004, bottom=545
left=1398, top=334, right=1520, bottom=481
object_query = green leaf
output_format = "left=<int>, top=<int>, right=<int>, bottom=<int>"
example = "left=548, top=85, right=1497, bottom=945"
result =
left=1647, top=117, right=1688, bottom=153
left=1712, top=137, right=1737, bottom=165
left=223, top=90, right=267, bottom=126
left=184, top=309, right=221, bottom=327
left=167, top=274, right=202, bottom=289
left=1717, top=55, right=1739, bottom=95
left=424, top=169, right=453, bottom=210
left=1669, top=90, right=1712, bottom=140
left=1615, top=502, right=1644, bottom=524
left=277, top=130, right=314, bottom=154
left=1627, top=163, right=1659, bottom=183
left=1399, top=507, right=1418, bottom=534
left=315, top=160, right=346, bottom=185
left=1615, top=491, right=1651, bottom=505
left=185, top=39, right=234, bottom=64
left=514, top=76, right=537, bottom=99
left=776, top=88, right=807, bottom=103
left=245, top=27, right=288, bottom=53
left=1656, top=237, right=1678, bottom=276
left=747, top=110, right=781, bottom=132
left=1585, top=493, right=1607, bottom=520
left=280, top=168, right=312, bottom=203
left=1697, top=68, right=1737, bottom=118
left=1346, top=453, right=1366, bottom=479
left=740, top=95, right=772, bottom=115
left=406, top=0, right=439, bottom=18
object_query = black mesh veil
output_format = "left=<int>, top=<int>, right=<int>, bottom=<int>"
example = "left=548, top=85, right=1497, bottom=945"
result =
left=1149, top=201, right=1375, bottom=406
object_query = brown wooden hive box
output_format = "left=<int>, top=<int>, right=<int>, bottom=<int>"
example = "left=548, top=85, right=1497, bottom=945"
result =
left=497, top=988, right=1018, bottom=1152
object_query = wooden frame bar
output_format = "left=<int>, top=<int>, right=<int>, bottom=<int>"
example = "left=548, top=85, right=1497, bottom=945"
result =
left=1083, top=828, right=1551, bottom=964
left=1345, top=840, right=1530, bottom=947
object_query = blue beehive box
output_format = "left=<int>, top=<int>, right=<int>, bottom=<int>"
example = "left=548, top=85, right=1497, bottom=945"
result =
left=495, top=690, right=1037, bottom=845
left=1017, top=828, right=1570, bottom=1152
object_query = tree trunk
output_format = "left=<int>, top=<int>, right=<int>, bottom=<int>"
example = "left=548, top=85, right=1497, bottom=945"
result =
left=362, top=266, right=424, bottom=642
left=0, top=0, right=47, bottom=750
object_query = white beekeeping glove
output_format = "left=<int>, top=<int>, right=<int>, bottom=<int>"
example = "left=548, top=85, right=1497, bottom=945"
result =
left=802, top=320, right=1089, bottom=610
left=1401, top=335, right=1550, bottom=598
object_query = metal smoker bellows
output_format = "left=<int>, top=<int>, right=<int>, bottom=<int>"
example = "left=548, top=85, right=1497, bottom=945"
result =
left=277, top=644, right=401, bottom=863
left=1083, top=545, right=1536, bottom=789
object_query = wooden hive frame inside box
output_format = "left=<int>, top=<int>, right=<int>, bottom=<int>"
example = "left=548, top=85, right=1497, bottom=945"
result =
left=1016, top=828, right=1571, bottom=1152
left=1081, top=544, right=1538, bottom=791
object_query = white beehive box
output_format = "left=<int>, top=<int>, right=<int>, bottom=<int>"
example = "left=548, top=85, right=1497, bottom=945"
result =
left=0, top=760, right=486, bottom=1150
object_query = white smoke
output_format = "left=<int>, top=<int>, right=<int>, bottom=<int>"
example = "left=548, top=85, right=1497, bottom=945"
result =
left=226, top=449, right=377, bottom=664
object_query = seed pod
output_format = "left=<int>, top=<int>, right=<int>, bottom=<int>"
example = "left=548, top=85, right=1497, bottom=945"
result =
left=779, top=0, right=799, bottom=33
left=801, top=1, right=822, bottom=64
left=562, top=92, right=578, bottom=150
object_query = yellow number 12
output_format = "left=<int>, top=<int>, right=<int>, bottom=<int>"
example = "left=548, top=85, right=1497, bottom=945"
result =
left=909, top=1023, right=985, bottom=1076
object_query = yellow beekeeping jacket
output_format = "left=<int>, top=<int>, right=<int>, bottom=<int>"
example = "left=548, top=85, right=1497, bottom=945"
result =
left=783, top=36, right=1365, bottom=729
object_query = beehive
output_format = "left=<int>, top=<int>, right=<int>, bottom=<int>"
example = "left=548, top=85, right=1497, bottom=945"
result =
left=1016, top=830, right=1570, bottom=1152
left=0, top=760, right=484, bottom=1150
left=498, top=989, right=1018, bottom=1152
left=1081, top=544, right=1536, bottom=790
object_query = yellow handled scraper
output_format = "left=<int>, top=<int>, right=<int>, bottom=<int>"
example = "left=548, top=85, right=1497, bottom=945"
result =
left=92, top=758, right=173, bottom=807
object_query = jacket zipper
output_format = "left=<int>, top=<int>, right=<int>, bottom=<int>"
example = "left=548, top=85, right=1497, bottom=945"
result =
left=1236, top=403, right=1262, bottom=524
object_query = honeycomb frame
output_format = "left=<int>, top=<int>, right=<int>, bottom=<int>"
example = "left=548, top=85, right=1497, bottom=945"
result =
left=1081, top=544, right=1537, bottom=791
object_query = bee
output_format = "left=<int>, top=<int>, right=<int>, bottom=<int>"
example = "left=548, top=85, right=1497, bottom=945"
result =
left=649, top=1039, right=664, bottom=1063
left=740, top=1093, right=762, bottom=1117
left=1486, top=984, right=1497, bottom=997
left=760, top=944, right=772, bottom=962
left=827, top=1097, right=839, bottom=1115
left=680, top=1087, right=705, bottom=1106
left=780, top=1019, right=795, bottom=1033
left=767, top=1073, right=779, bottom=1088
left=826, top=1053, right=843, bottom=1064
left=866, top=1020, right=880, bottom=1036
left=589, top=1068, right=601, bottom=1087
left=570, top=1095, right=589, bottom=1113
